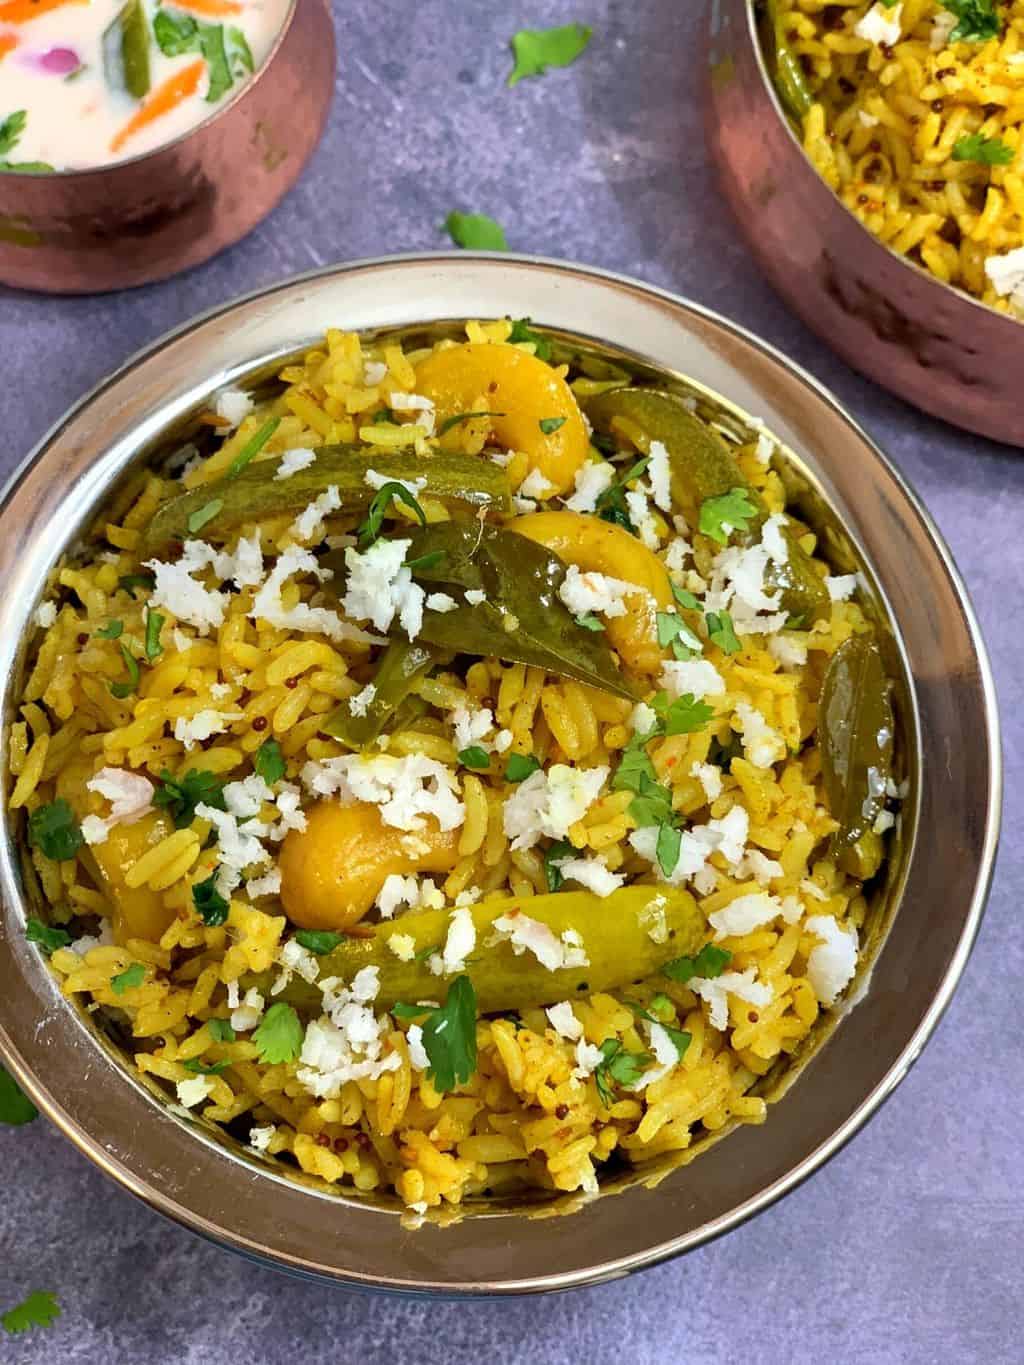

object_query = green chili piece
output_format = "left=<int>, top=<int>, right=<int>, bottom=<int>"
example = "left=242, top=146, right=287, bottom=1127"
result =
left=140, top=447, right=512, bottom=556
left=322, top=639, right=447, bottom=749
left=585, top=387, right=830, bottom=624
left=764, top=0, right=814, bottom=124
left=102, top=0, right=152, bottom=100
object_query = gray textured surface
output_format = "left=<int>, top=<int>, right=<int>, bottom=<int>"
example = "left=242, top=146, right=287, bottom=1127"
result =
left=0, top=1, right=1020, bottom=1361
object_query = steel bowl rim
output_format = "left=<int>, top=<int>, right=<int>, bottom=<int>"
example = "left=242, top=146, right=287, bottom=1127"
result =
left=738, top=0, right=1023, bottom=338
left=0, top=252, right=1002, bottom=1294
left=0, top=0, right=301, bottom=182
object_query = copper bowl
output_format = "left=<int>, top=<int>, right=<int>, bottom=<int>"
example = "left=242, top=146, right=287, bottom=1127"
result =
left=0, top=255, right=1000, bottom=1293
left=705, top=0, right=1023, bottom=448
left=0, top=0, right=334, bottom=294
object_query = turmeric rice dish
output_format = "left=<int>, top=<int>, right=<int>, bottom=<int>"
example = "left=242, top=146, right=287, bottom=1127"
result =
left=8, top=319, right=901, bottom=1216
left=765, top=0, right=1024, bottom=316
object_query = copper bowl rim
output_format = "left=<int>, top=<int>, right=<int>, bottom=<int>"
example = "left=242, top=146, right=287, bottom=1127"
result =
left=0, top=253, right=1002, bottom=1295
left=742, top=0, right=1024, bottom=338
left=0, top=0, right=299, bottom=180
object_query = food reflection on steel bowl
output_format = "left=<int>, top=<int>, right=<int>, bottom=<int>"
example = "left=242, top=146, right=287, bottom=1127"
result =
left=0, top=0, right=334, bottom=295
left=704, top=0, right=1023, bottom=448
left=0, top=256, right=999, bottom=1294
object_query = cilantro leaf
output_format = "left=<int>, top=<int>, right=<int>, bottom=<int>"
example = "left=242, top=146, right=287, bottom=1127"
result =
left=192, top=874, right=229, bottom=926
left=444, top=211, right=509, bottom=251
left=226, top=25, right=254, bottom=77
left=357, top=481, right=428, bottom=549
left=154, top=768, right=225, bottom=828
left=612, top=743, right=658, bottom=794
left=706, top=610, right=741, bottom=655
left=951, top=132, right=1013, bottom=165
left=656, top=610, right=702, bottom=658
left=394, top=975, right=477, bottom=1092
left=207, top=1018, right=236, bottom=1042
left=436, top=410, right=505, bottom=437
left=663, top=943, right=732, bottom=985
left=651, top=690, right=715, bottom=736
left=544, top=838, right=575, bottom=892
left=182, top=1058, right=230, bottom=1075
left=153, top=8, right=199, bottom=53
left=294, top=929, right=345, bottom=955
left=574, top=612, right=604, bottom=632
left=458, top=745, right=491, bottom=770
left=200, top=21, right=232, bottom=101
left=507, top=318, right=552, bottom=360
left=612, top=747, right=674, bottom=827
left=110, top=641, right=140, bottom=699
left=698, top=487, right=758, bottom=545
left=186, top=498, right=222, bottom=535
left=505, top=752, right=540, bottom=783
left=27, top=799, right=83, bottom=862
left=0, top=1067, right=38, bottom=1125
left=592, top=1038, right=651, bottom=1107
left=145, top=609, right=165, bottom=661
left=254, top=738, right=285, bottom=785
left=539, top=416, right=567, bottom=434
left=671, top=583, right=702, bottom=612
left=655, top=823, right=681, bottom=878
left=1, top=1290, right=61, bottom=1336
left=24, top=917, right=71, bottom=955
left=594, top=455, right=650, bottom=534
left=625, top=1000, right=692, bottom=1060
left=227, top=416, right=280, bottom=479
left=95, top=619, right=124, bottom=639
left=0, top=112, right=28, bottom=160
left=252, top=1001, right=303, bottom=1064
left=111, top=962, right=145, bottom=995
left=942, top=0, right=1000, bottom=42
left=117, top=572, right=155, bottom=598
left=508, top=22, right=593, bottom=86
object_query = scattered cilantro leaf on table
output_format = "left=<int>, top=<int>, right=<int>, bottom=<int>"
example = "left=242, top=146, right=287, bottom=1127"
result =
left=1, top=1291, right=61, bottom=1336
left=507, top=23, right=593, bottom=86
left=444, top=211, right=509, bottom=251
left=0, top=1067, right=38, bottom=1125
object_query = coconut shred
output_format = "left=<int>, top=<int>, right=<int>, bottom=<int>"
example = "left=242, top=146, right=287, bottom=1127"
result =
left=0, top=0, right=290, bottom=171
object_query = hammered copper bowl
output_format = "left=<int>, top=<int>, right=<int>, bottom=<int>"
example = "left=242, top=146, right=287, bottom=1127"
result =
left=705, top=0, right=1023, bottom=448
left=0, top=0, right=334, bottom=294
left=0, top=255, right=1000, bottom=1294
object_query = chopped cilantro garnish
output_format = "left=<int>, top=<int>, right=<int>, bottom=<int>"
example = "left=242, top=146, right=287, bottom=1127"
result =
left=655, top=823, right=681, bottom=878
left=594, top=455, right=650, bottom=533
left=671, top=583, right=702, bottom=612
left=393, top=975, right=477, bottom=1092
left=225, top=24, right=253, bottom=77
left=254, top=737, right=285, bottom=785
left=663, top=943, right=732, bottom=985
left=95, top=619, right=124, bottom=639
left=508, top=22, right=593, bottom=86
left=153, top=9, right=236, bottom=103
left=192, top=874, right=229, bottom=926
left=544, top=838, right=575, bottom=892
left=186, top=498, right=223, bottom=535
left=0, top=1067, right=38, bottom=1126
left=117, top=572, right=155, bottom=598
left=539, top=416, right=567, bottom=434
left=294, top=929, right=345, bottom=955
left=698, top=487, right=758, bottom=545
left=357, top=481, right=428, bottom=549
left=574, top=612, right=605, bottom=632
left=110, top=642, right=140, bottom=699
left=24, top=917, right=71, bottom=955
left=444, top=211, right=509, bottom=251
left=27, top=800, right=83, bottom=862
left=706, top=609, right=741, bottom=655
left=656, top=610, right=702, bottom=659
left=154, top=768, right=225, bottom=828
left=111, top=962, right=145, bottom=995
left=942, top=0, right=1000, bottom=42
left=625, top=999, right=692, bottom=1060
left=592, top=1037, right=651, bottom=1107
left=207, top=1018, right=235, bottom=1042
left=252, top=1002, right=304, bottom=1065
left=651, top=689, right=716, bottom=736
left=145, top=609, right=165, bottom=661
left=0, top=111, right=27, bottom=159
left=951, top=133, right=1013, bottom=165
left=226, top=416, right=280, bottom=479
left=437, top=410, right=505, bottom=437
left=1, top=1290, right=61, bottom=1336
left=182, top=1057, right=230, bottom=1075
left=505, top=752, right=541, bottom=783
left=507, top=318, right=552, bottom=360
left=458, top=745, right=491, bottom=770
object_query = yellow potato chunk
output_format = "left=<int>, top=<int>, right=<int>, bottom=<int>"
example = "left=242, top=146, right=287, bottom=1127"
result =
left=415, top=342, right=588, bottom=493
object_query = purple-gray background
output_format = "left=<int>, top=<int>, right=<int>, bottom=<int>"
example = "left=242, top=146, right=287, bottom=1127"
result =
left=1, top=2, right=1020, bottom=1361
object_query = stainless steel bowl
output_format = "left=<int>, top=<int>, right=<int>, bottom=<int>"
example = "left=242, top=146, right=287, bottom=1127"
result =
left=0, top=255, right=1000, bottom=1293
left=0, top=0, right=334, bottom=295
left=705, top=0, right=1023, bottom=448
